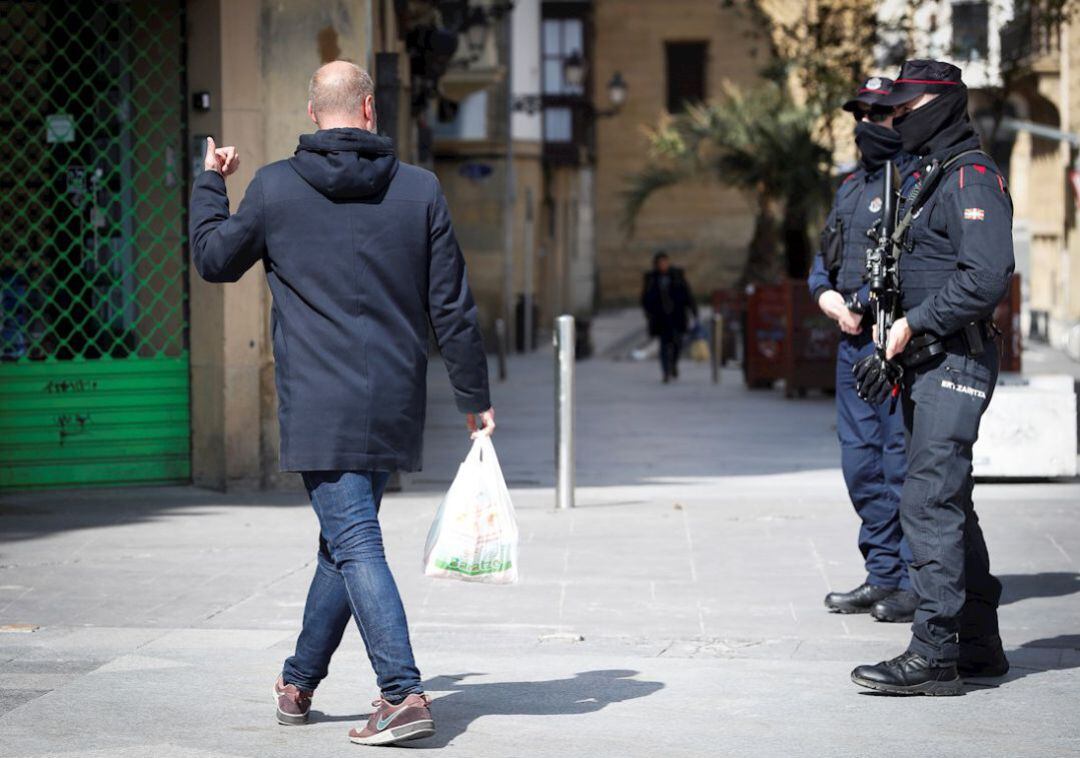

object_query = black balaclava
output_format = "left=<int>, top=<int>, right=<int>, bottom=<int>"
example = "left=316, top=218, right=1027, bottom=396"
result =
left=854, top=121, right=903, bottom=171
left=893, top=85, right=973, bottom=156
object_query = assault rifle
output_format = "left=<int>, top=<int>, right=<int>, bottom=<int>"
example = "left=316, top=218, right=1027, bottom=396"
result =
left=865, top=159, right=900, bottom=357
left=854, top=159, right=904, bottom=404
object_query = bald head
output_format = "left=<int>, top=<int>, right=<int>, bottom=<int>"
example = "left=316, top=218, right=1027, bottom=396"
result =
left=308, top=61, right=376, bottom=131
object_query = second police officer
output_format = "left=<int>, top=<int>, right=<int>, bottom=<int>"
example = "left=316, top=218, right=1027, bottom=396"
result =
left=809, top=77, right=918, bottom=623
left=850, top=60, right=1014, bottom=695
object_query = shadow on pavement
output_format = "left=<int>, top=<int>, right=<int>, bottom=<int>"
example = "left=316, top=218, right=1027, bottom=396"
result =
left=967, top=634, right=1080, bottom=692
left=999, top=572, right=1080, bottom=605
left=309, top=709, right=368, bottom=723
left=0, top=484, right=308, bottom=544
left=408, top=669, right=665, bottom=748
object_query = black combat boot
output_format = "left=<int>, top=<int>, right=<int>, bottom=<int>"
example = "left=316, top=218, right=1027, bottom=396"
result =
left=959, top=635, right=1010, bottom=678
left=824, top=583, right=894, bottom=614
left=870, top=589, right=919, bottom=623
left=851, top=651, right=964, bottom=696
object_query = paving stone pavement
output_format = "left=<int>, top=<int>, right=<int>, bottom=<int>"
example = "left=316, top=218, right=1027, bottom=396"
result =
left=2, top=336, right=1079, bottom=757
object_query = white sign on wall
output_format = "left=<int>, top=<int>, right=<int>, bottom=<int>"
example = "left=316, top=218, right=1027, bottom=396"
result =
left=45, top=113, right=75, bottom=144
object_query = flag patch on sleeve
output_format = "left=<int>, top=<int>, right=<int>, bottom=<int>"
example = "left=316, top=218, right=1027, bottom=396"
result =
left=963, top=207, right=985, bottom=220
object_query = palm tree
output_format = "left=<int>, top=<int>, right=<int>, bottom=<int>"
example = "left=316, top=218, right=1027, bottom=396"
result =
left=623, top=81, right=833, bottom=284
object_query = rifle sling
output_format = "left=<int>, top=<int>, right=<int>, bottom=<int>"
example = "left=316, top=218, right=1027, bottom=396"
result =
left=889, top=149, right=989, bottom=258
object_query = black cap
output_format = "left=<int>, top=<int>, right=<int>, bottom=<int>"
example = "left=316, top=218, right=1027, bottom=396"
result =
left=876, top=59, right=964, bottom=106
left=842, top=76, right=895, bottom=113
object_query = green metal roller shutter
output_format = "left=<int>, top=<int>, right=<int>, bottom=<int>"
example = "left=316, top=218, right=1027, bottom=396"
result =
left=0, top=1, right=191, bottom=491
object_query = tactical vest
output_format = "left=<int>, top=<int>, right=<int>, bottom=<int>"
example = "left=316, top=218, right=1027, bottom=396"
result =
left=897, top=151, right=1010, bottom=312
left=827, top=167, right=889, bottom=293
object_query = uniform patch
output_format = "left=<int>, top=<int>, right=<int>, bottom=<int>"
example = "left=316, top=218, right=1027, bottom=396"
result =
left=963, top=207, right=985, bottom=220
left=941, top=379, right=987, bottom=399
left=869, top=196, right=883, bottom=213
left=866, top=77, right=883, bottom=91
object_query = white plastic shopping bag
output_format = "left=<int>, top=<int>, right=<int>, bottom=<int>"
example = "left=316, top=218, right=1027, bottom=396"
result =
left=423, top=435, right=519, bottom=584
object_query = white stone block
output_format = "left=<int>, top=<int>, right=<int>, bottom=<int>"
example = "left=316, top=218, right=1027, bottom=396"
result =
left=974, top=374, right=1078, bottom=478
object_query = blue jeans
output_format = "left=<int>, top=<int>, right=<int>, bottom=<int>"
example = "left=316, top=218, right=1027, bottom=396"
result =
left=281, top=471, right=422, bottom=702
left=836, top=331, right=913, bottom=590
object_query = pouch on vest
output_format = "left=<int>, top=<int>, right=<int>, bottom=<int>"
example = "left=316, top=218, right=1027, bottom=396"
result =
left=821, top=219, right=844, bottom=275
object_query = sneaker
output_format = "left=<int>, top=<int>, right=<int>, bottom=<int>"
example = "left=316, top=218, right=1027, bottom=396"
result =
left=274, top=676, right=313, bottom=725
left=349, top=693, right=435, bottom=746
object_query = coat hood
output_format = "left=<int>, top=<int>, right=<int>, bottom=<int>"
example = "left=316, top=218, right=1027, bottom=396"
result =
left=289, top=128, right=398, bottom=200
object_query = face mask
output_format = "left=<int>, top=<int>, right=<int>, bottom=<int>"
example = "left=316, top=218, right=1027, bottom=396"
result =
left=894, top=86, right=970, bottom=154
left=854, top=121, right=902, bottom=170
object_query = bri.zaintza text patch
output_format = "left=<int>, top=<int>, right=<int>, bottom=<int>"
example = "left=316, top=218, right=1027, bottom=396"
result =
left=941, top=378, right=986, bottom=399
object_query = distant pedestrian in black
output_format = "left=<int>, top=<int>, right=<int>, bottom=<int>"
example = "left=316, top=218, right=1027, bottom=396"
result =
left=641, top=252, right=698, bottom=383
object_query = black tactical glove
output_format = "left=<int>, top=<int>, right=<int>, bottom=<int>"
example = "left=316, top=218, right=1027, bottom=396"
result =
left=853, top=351, right=904, bottom=404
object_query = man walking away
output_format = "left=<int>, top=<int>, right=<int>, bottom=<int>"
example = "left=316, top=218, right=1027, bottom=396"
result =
left=189, top=61, right=494, bottom=744
left=641, top=251, right=698, bottom=382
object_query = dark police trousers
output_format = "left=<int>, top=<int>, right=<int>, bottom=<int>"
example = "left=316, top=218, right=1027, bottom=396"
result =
left=900, top=341, right=1002, bottom=664
left=836, top=330, right=912, bottom=589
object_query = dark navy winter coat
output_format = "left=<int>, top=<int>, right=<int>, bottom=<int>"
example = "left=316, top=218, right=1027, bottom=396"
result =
left=641, top=267, right=697, bottom=336
left=189, top=128, right=490, bottom=473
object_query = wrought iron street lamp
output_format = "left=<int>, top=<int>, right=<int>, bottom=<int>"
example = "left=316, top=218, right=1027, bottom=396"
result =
left=606, top=71, right=628, bottom=110
left=511, top=58, right=627, bottom=118
left=563, top=51, right=586, bottom=89
left=464, top=17, right=489, bottom=55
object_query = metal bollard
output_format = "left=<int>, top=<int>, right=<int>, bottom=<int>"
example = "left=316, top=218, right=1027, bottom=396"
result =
left=711, top=313, right=724, bottom=384
left=555, top=315, right=575, bottom=510
left=495, top=318, right=508, bottom=382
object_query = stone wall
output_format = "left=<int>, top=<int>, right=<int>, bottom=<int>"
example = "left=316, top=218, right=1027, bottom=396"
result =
left=186, top=0, right=376, bottom=490
left=591, top=0, right=768, bottom=305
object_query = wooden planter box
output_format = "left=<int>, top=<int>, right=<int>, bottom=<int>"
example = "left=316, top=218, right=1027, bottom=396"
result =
left=783, top=280, right=839, bottom=398
left=743, top=283, right=787, bottom=389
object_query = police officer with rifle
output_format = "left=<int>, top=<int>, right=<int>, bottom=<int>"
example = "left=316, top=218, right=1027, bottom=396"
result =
left=850, top=60, right=1014, bottom=696
left=808, top=77, right=918, bottom=623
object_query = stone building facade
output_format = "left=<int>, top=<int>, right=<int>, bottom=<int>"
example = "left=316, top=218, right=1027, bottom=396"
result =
left=591, top=0, right=770, bottom=305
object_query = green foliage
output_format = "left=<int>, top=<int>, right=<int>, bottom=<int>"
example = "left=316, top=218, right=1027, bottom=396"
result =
left=767, top=1, right=879, bottom=114
left=622, top=82, right=833, bottom=281
left=626, top=82, right=832, bottom=216
left=624, top=0, right=1080, bottom=281
left=722, top=0, right=882, bottom=151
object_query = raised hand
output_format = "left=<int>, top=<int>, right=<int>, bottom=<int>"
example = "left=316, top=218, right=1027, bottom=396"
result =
left=204, top=136, right=240, bottom=178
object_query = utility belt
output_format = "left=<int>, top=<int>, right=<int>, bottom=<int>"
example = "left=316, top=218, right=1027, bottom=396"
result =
left=901, top=319, right=1000, bottom=368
